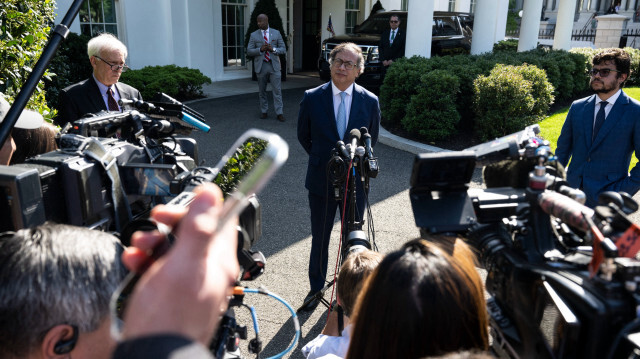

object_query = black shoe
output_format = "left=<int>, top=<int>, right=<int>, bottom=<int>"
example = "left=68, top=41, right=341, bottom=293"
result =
left=260, top=113, right=268, bottom=119
left=277, top=114, right=285, bottom=122
left=299, top=290, right=320, bottom=312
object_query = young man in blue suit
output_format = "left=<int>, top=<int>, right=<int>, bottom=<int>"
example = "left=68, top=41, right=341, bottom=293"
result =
left=556, top=48, right=640, bottom=207
left=297, top=42, right=381, bottom=311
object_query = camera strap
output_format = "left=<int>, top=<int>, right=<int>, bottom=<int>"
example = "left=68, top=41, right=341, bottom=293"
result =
left=80, top=137, right=132, bottom=232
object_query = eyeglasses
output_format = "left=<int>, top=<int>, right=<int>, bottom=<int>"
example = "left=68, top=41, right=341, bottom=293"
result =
left=390, top=20, right=399, bottom=23
left=589, top=68, right=621, bottom=77
left=95, top=55, right=130, bottom=72
left=332, top=58, right=356, bottom=70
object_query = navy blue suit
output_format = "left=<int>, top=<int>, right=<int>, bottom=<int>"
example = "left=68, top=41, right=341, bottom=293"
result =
left=556, top=91, right=640, bottom=207
left=297, top=82, right=380, bottom=292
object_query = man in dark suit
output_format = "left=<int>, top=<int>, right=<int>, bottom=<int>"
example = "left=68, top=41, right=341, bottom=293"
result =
left=556, top=48, right=640, bottom=207
left=297, top=42, right=381, bottom=311
left=378, top=15, right=406, bottom=73
left=247, top=14, right=287, bottom=122
left=56, top=33, right=142, bottom=127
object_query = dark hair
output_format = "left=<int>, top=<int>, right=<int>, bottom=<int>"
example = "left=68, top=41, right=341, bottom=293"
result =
left=593, top=48, right=631, bottom=81
left=346, top=239, right=489, bottom=358
left=337, top=250, right=383, bottom=317
left=10, top=123, right=58, bottom=165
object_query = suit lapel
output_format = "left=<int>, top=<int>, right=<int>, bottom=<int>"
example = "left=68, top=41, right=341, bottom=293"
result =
left=322, top=84, right=339, bottom=138
left=349, top=84, right=363, bottom=132
left=592, top=91, right=629, bottom=148
left=582, top=95, right=596, bottom=148
left=88, top=78, right=108, bottom=111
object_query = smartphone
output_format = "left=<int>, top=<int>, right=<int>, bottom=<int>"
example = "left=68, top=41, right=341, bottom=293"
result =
left=110, top=128, right=289, bottom=338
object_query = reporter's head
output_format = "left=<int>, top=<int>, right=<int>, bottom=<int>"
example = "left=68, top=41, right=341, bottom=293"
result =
left=0, top=224, right=125, bottom=359
left=346, top=239, right=488, bottom=358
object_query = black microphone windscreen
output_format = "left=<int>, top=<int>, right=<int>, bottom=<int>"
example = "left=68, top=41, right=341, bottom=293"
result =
left=350, top=128, right=361, bottom=140
left=360, top=127, right=368, bottom=135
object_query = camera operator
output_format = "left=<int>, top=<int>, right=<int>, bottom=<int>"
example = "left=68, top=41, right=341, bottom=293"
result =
left=297, top=42, right=381, bottom=311
left=302, top=250, right=382, bottom=359
left=0, top=224, right=125, bottom=359
left=345, top=238, right=489, bottom=358
left=113, top=183, right=239, bottom=359
left=56, top=33, right=142, bottom=127
left=0, top=94, right=45, bottom=165
left=556, top=48, right=640, bottom=207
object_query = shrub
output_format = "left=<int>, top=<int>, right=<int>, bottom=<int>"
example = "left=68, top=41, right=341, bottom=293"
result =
left=380, top=56, right=432, bottom=127
left=474, top=64, right=554, bottom=140
left=1, top=0, right=57, bottom=121
left=120, top=65, right=212, bottom=101
left=44, top=32, right=92, bottom=110
left=493, top=39, right=518, bottom=53
left=402, top=70, right=460, bottom=141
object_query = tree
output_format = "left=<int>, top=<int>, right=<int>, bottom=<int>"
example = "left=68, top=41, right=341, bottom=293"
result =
left=244, top=0, right=288, bottom=52
left=0, top=0, right=57, bottom=120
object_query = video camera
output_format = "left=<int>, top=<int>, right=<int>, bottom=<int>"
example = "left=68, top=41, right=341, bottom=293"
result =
left=410, top=124, right=640, bottom=358
left=327, top=127, right=379, bottom=257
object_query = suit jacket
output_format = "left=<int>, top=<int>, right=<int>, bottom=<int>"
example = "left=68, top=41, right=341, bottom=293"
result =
left=297, top=82, right=381, bottom=196
left=379, top=28, right=406, bottom=62
left=113, top=334, right=213, bottom=359
left=556, top=91, right=640, bottom=207
left=247, top=28, right=286, bottom=73
left=55, top=78, right=142, bottom=127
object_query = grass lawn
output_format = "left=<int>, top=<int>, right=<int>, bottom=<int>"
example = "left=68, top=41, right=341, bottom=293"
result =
left=539, top=87, right=640, bottom=170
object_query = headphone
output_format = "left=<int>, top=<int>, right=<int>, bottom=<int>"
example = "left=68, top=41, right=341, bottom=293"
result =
left=54, top=325, right=78, bottom=355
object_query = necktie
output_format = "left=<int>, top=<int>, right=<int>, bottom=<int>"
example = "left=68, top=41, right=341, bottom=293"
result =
left=337, top=92, right=347, bottom=138
left=263, top=30, right=270, bottom=62
left=593, top=101, right=607, bottom=141
left=390, top=30, right=395, bottom=44
left=107, top=88, right=119, bottom=111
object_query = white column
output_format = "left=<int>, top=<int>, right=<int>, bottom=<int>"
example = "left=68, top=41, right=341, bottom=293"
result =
left=471, top=0, right=498, bottom=54
left=553, top=0, right=578, bottom=50
left=518, top=0, right=544, bottom=51
left=495, top=0, right=510, bottom=42
left=406, top=0, right=434, bottom=58
left=455, top=0, right=471, bottom=12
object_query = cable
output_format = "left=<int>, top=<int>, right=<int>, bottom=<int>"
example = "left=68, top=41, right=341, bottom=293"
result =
left=243, top=287, right=301, bottom=359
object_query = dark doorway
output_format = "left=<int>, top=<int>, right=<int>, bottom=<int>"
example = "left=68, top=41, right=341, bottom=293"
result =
left=302, top=0, right=321, bottom=70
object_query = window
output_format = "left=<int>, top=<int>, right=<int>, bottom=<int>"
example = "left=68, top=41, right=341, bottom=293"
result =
left=401, top=0, right=408, bottom=11
left=345, top=0, right=360, bottom=34
left=222, top=0, right=247, bottom=68
left=79, top=0, right=118, bottom=37
left=449, top=0, right=456, bottom=11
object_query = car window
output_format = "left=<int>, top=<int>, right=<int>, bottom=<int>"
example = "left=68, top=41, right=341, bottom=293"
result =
left=433, top=16, right=460, bottom=36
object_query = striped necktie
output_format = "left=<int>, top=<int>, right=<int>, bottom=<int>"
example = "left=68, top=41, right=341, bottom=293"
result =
left=263, top=30, right=270, bottom=62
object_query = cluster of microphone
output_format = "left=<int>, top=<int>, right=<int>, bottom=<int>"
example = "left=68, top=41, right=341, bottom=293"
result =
left=333, top=127, right=379, bottom=180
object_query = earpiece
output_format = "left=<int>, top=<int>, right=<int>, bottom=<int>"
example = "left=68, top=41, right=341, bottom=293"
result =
left=53, top=325, right=78, bottom=355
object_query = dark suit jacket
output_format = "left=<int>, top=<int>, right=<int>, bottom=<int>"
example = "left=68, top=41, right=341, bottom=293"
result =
left=113, top=335, right=213, bottom=359
left=379, top=28, right=406, bottom=63
left=556, top=91, right=640, bottom=207
left=56, top=77, right=142, bottom=126
left=297, top=82, right=381, bottom=196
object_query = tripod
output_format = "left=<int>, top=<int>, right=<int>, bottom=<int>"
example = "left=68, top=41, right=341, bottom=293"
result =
left=297, top=152, right=373, bottom=312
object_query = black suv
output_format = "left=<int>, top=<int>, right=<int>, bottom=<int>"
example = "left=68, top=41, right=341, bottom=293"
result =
left=318, top=11, right=473, bottom=90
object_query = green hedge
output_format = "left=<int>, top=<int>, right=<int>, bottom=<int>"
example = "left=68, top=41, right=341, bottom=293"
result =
left=474, top=64, right=554, bottom=140
left=120, top=65, right=212, bottom=101
left=403, top=70, right=460, bottom=140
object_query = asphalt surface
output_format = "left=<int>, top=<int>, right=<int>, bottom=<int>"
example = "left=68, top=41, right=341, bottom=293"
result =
left=188, top=86, right=435, bottom=358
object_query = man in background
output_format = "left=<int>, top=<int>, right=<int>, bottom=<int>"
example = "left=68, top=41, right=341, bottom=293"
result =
left=56, top=33, right=142, bottom=127
left=0, top=93, right=44, bottom=165
left=247, top=14, right=286, bottom=122
left=378, top=15, right=405, bottom=75
left=556, top=48, right=640, bottom=207
left=0, top=223, right=125, bottom=359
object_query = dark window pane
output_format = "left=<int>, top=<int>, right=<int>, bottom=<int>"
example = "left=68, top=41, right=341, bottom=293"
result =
left=81, top=24, right=91, bottom=36
left=105, top=24, right=117, bottom=36
left=91, top=25, right=103, bottom=36
left=104, top=0, right=116, bottom=23
left=80, top=0, right=90, bottom=22
left=90, top=0, right=104, bottom=23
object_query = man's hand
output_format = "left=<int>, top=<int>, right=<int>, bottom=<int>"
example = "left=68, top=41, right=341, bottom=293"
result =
left=121, top=183, right=240, bottom=345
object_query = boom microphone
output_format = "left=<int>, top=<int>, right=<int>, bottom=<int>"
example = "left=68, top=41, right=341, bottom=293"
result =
left=349, top=129, right=361, bottom=160
left=538, top=191, right=594, bottom=233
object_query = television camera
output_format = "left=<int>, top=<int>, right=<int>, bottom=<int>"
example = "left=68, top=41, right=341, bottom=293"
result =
left=410, top=124, right=640, bottom=358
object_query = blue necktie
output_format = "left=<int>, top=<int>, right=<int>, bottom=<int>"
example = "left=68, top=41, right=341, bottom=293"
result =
left=337, top=92, right=347, bottom=138
left=593, top=101, right=607, bottom=142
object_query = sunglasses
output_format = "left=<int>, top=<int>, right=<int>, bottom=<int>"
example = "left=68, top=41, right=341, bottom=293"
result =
left=589, top=68, right=622, bottom=77
left=390, top=20, right=399, bottom=23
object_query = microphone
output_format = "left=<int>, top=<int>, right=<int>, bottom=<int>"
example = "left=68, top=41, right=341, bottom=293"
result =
left=336, top=140, right=350, bottom=158
left=119, top=99, right=160, bottom=113
left=538, top=191, right=594, bottom=233
left=556, top=185, right=587, bottom=205
left=360, top=127, right=374, bottom=158
left=349, top=129, right=361, bottom=160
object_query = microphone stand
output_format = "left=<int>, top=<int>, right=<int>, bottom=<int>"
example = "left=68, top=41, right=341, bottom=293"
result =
left=0, top=0, right=84, bottom=146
